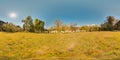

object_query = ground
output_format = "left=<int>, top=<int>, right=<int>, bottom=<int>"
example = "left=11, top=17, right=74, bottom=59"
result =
left=0, top=32, right=120, bottom=60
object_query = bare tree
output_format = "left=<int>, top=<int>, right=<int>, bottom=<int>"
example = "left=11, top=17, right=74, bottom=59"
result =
left=55, top=19, right=62, bottom=32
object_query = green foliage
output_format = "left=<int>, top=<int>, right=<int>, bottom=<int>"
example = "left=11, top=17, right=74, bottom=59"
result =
left=89, top=25, right=100, bottom=32
left=70, top=23, right=77, bottom=32
left=22, top=16, right=34, bottom=32
left=80, top=25, right=100, bottom=32
left=34, top=19, right=44, bottom=32
left=0, top=27, right=3, bottom=31
left=22, top=16, right=45, bottom=33
left=80, top=26, right=89, bottom=32
left=101, top=22, right=114, bottom=31
left=107, top=16, right=115, bottom=25
left=2, top=23, right=22, bottom=32
left=101, top=16, right=115, bottom=31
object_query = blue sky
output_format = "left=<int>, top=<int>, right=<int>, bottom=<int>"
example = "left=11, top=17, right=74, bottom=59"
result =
left=0, top=0, right=120, bottom=28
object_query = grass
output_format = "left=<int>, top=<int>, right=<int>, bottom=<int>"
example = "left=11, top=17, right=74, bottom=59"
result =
left=0, top=32, right=120, bottom=60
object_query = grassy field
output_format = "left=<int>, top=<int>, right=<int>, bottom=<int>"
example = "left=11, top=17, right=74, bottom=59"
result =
left=0, top=32, right=120, bottom=60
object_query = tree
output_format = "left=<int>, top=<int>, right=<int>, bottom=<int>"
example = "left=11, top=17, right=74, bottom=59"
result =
left=107, top=16, right=115, bottom=25
left=39, top=20, right=44, bottom=32
left=61, top=24, right=68, bottom=31
left=70, top=23, right=77, bottom=32
left=22, top=16, right=34, bottom=32
left=34, top=19, right=44, bottom=32
left=107, top=16, right=115, bottom=31
left=48, top=26, right=56, bottom=31
left=34, top=19, right=39, bottom=32
left=101, top=16, right=116, bottom=31
left=3, top=23, right=22, bottom=32
left=89, top=25, right=100, bottom=32
left=55, top=19, right=62, bottom=32
left=80, top=26, right=89, bottom=32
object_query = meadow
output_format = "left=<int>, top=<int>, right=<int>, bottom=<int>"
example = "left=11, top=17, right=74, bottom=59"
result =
left=0, top=32, right=120, bottom=60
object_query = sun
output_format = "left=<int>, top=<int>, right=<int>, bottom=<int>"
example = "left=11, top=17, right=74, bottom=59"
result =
left=9, top=12, right=17, bottom=18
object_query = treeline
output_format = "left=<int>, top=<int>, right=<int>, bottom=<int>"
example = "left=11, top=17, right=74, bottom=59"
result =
left=80, top=16, right=118, bottom=32
left=49, top=16, right=119, bottom=32
left=22, top=16, right=44, bottom=32
left=0, top=16, right=45, bottom=32
left=0, top=16, right=119, bottom=33
left=80, top=16, right=119, bottom=31
left=0, top=23, right=22, bottom=32
left=49, top=19, right=100, bottom=32
left=49, top=19, right=78, bottom=32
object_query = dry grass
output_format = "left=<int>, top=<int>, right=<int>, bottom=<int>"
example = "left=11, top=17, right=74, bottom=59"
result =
left=0, top=32, right=120, bottom=60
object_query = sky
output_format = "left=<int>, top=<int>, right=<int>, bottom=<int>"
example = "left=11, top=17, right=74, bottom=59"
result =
left=1, top=0, right=120, bottom=28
